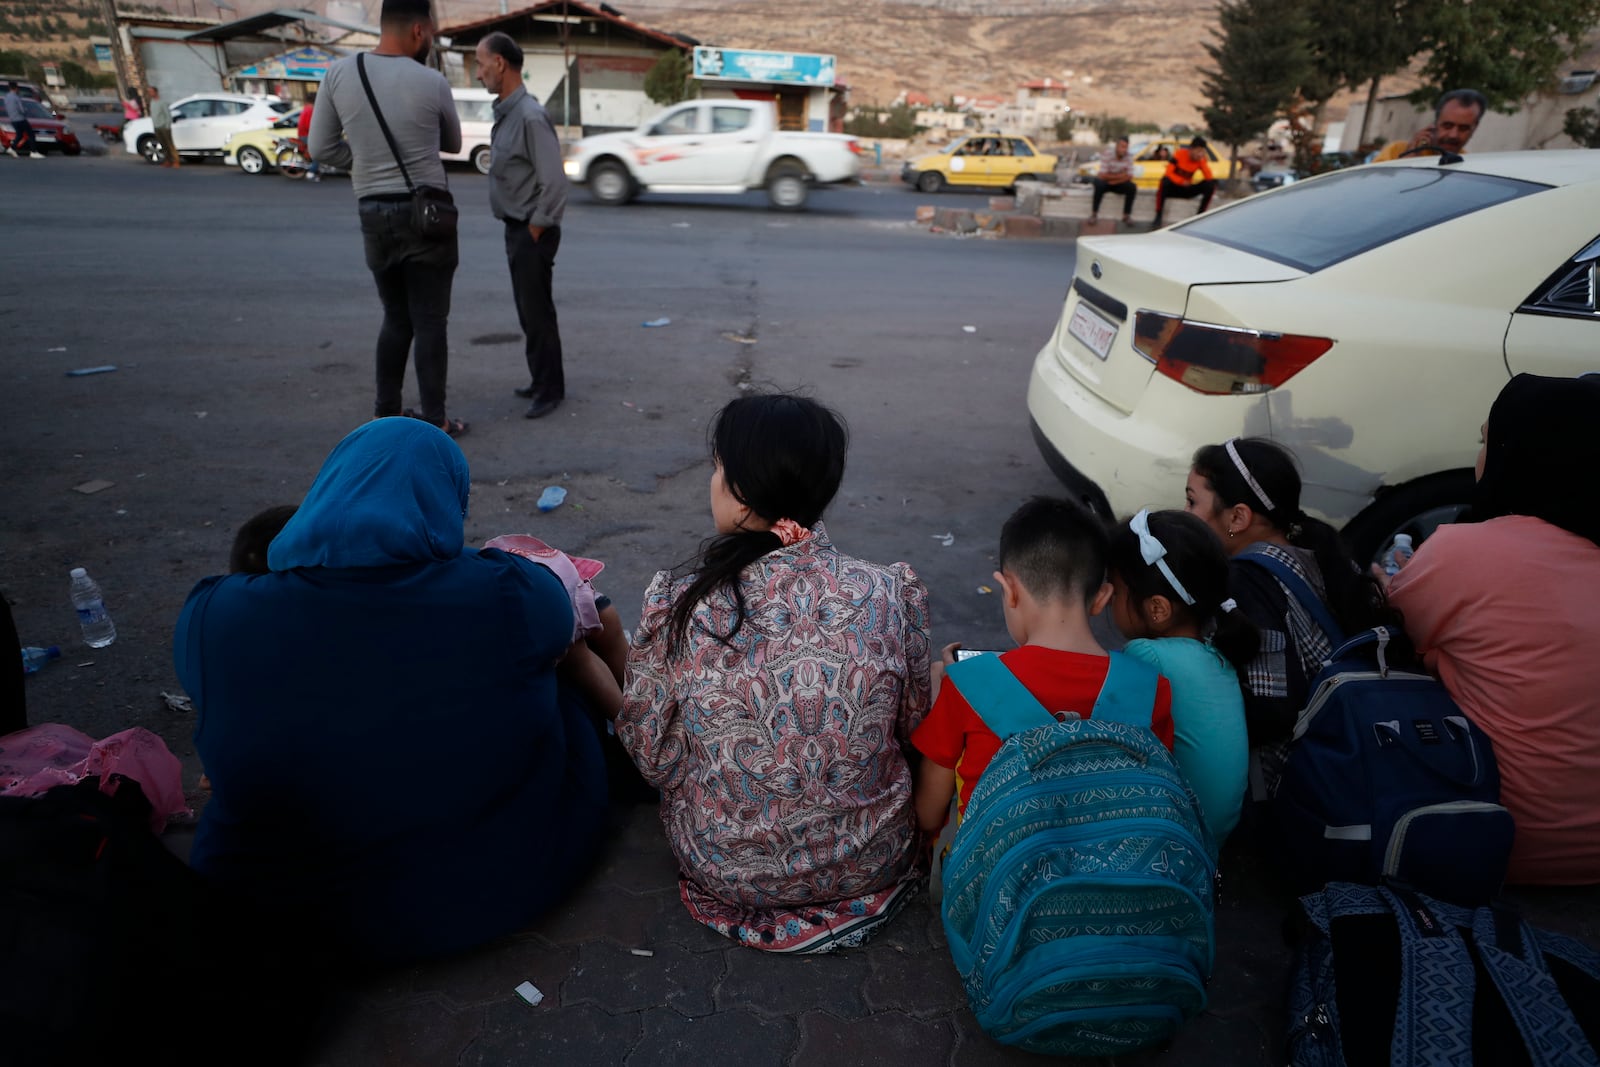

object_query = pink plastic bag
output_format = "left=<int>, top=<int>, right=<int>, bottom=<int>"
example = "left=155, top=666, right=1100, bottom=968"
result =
left=484, top=534, right=607, bottom=643
left=0, top=723, right=191, bottom=832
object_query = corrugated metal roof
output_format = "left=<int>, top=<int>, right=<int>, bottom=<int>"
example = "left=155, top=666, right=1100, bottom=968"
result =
left=443, top=0, right=695, bottom=50
left=183, top=7, right=378, bottom=43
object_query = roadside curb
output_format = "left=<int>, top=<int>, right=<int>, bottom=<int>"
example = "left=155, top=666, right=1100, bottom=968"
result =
left=914, top=203, right=1146, bottom=241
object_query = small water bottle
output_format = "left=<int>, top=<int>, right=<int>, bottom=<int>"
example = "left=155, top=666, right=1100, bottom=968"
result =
left=20, top=645, right=61, bottom=674
left=536, top=486, right=567, bottom=512
left=1382, top=533, right=1415, bottom=577
left=69, top=568, right=117, bottom=648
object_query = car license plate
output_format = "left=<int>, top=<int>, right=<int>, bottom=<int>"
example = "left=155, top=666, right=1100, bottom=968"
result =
left=1067, top=301, right=1117, bottom=361
left=35, top=132, right=55, bottom=142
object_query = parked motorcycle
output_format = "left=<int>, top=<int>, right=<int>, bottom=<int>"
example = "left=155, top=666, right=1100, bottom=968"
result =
left=94, top=122, right=123, bottom=144
left=274, top=136, right=342, bottom=181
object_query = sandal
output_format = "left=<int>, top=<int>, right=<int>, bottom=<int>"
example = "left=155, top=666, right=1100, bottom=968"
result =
left=403, top=408, right=469, bottom=438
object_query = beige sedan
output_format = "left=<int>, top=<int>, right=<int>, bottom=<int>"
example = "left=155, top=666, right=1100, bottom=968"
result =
left=1027, top=151, right=1600, bottom=562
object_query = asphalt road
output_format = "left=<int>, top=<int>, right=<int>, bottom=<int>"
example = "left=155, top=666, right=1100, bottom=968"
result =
left=3, top=151, right=1077, bottom=753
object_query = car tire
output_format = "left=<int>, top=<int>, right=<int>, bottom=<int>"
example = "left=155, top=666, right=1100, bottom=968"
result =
left=1340, top=469, right=1476, bottom=567
left=137, top=134, right=165, bottom=165
left=237, top=145, right=267, bottom=175
left=765, top=162, right=808, bottom=211
left=589, top=160, right=632, bottom=205
left=472, top=145, right=491, bottom=175
left=917, top=170, right=945, bottom=194
left=64, top=144, right=81, bottom=157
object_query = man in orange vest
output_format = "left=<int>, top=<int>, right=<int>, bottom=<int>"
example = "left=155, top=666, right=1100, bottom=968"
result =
left=1152, top=136, right=1216, bottom=228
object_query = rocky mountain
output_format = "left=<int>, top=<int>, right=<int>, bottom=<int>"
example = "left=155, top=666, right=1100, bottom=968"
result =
left=577, top=0, right=1226, bottom=123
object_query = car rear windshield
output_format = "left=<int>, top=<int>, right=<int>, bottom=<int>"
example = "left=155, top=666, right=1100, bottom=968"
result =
left=1180, top=165, right=1546, bottom=272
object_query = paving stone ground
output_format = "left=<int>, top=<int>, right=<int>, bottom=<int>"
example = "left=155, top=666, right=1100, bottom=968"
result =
left=281, top=805, right=1598, bottom=1067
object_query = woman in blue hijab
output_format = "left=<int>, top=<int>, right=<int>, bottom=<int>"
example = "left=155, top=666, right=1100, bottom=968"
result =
left=175, top=418, right=607, bottom=962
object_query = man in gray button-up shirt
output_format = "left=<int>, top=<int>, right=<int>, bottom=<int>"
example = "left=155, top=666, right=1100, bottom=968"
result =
left=476, top=31, right=571, bottom=419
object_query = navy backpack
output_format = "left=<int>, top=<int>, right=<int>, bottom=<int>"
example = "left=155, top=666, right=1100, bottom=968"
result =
left=1290, top=882, right=1600, bottom=1066
left=1241, top=550, right=1514, bottom=904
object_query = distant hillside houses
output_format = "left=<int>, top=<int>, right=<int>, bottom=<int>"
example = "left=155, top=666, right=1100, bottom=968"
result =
left=877, top=76, right=1072, bottom=138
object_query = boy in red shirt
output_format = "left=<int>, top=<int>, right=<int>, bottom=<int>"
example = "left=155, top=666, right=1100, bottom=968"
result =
left=912, top=497, right=1175, bottom=831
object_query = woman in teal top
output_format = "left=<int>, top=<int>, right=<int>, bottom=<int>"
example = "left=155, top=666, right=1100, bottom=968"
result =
left=1107, top=509, right=1256, bottom=843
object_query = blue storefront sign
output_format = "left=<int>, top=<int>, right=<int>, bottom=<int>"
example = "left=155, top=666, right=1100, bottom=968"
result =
left=93, top=42, right=116, bottom=72
left=693, top=47, right=835, bottom=88
left=236, top=47, right=337, bottom=82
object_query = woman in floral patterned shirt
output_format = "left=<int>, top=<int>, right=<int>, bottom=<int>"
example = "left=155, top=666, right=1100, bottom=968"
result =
left=618, top=394, right=932, bottom=953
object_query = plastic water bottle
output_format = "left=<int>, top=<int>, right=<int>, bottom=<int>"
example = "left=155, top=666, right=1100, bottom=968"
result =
left=537, top=486, right=567, bottom=512
left=69, top=568, right=117, bottom=648
left=20, top=645, right=61, bottom=674
left=1381, top=533, right=1415, bottom=577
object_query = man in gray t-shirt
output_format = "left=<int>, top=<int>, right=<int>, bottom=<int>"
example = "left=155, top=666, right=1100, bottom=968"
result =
left=308, top=0, right=467, bottom=436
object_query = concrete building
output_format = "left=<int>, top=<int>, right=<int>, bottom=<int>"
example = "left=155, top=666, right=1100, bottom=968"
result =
left=991, top=78, right=1071, bottom=139
left=443, top=0, right=696, bottom=135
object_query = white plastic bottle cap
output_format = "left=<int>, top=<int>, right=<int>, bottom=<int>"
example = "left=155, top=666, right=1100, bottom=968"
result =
left=1394, top=534, right=1413, bottom=548
left=70, top=567, right=87, bottom=578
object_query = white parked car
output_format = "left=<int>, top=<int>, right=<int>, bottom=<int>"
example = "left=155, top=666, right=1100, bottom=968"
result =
left=1027, top=151, right=1600, bottom=562
left=123, top=92, right=291, bottom=164
left=442, top=87, right=495, bottom=174
left=562, top=99, right=861, bottom=210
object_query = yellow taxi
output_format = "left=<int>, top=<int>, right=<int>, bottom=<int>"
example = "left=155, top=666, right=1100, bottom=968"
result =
left=901, top=135, right=1060, bottom=193
left=1074, top=138, right=1242, bottom=189
left=223, top=107, right=303, bottom=175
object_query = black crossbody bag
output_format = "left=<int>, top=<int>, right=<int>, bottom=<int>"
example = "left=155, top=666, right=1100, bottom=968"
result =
left=356, top=53, right=458, bottom=241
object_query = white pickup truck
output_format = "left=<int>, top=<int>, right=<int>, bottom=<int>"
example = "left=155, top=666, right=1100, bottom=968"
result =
left=562, top=100, right=861, bottom=210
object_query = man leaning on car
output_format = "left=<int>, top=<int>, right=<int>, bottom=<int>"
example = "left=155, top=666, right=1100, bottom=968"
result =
left=1371, top=89, right=1486, bottom=162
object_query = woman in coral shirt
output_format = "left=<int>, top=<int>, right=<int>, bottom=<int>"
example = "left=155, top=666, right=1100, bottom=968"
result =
left=1388, top=374, right=1600, bottom=885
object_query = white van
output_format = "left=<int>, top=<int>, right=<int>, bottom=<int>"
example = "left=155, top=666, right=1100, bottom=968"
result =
left=446, top=88, right=494, bottom=173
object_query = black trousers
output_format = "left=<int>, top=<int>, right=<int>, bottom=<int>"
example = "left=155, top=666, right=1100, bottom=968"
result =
left=1091, top=177, right=1137, bottom=216
left=10, top=118, right=37, bottom=154
left=358, top=198, right=458, bottom=424
left=1154, top=176, right=1216, bottom=221
left=505, top=221, right=564, bottom=403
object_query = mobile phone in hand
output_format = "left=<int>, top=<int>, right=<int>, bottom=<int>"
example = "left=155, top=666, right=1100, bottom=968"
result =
left=953, top=648, right=997, bottom=661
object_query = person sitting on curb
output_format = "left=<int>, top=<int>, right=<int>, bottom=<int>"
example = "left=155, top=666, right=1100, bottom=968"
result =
left=912, top=497, right=1175, bottom=834
left=1384, top=374, right=1600, bottom=885
left=1152, top=137, right=1216, bottom=228
left=1089, top=136, right=1137, bottom=226
left=1371, top=88, right=1486, bottom=162
left=175, top=418, right=613, bottom=963
left=617, top=393, right=932, bottom=954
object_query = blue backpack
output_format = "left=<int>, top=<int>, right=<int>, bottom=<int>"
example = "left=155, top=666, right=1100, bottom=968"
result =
left=1241, top=551, right=1515, bottom=905
left=939, top=652, right=1217, bottom=1058
left=1290, top=882, right=1600, bottom=1067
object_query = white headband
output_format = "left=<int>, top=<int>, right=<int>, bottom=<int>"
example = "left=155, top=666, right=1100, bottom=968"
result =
left=1224, top=438, right=1276, bottom=513
left=1129, top=509, right=1195, bottom=606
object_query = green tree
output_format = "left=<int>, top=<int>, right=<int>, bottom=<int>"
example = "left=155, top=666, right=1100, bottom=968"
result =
left=1200, top=0, right=1311, bottom=181
left=843, top=103, right=917, bottom=139
left=1302, top=0, right=1427, bottom=146
left=643, top=49, right=695, bottom=107
left=1410, top=0, right=1600, bottom=110
left=1564, top=105, right=1600, bottom=147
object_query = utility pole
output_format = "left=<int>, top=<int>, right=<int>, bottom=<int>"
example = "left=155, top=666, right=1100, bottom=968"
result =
left=97, top=0, right=139, bottom=102
left=561, top=0, right=571, bottom=135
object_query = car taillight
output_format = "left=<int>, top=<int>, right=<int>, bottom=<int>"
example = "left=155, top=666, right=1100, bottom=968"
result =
left=847, top=139, right=861, bottom=155
left=1133, top=311, right=1332, bottom=395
